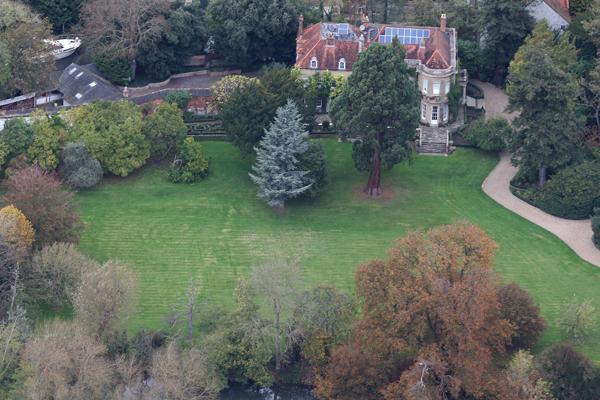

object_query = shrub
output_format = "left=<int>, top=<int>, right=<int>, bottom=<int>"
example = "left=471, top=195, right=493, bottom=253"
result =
left=557, top=295, right=597, bottom=343
left=142, top=103, right=188, bottom=159
left=58, top=143, right=103, bottom=189
left=93, top=52, right=132, bottom=86
left=593, top=208, right=600, bottom=249
left=462, top=117, right=512, bottom=151
left=537, top=343, right=600, bottom=400
left=4, top=166, right=83, bottom=246
left=68, top=101, right=150, bottom=177
left=168, top=137, right=209, bottom=183
left=315, top=341, right=390, bottom=400
left=0, top=118, right=34, bottom=159
left=535, top=161, right=600, bottom=219
left=298, top=141, right=328, bottom=198
left=73, top=261, right=137, bottom=339
left=164, top=90, right=192, bottom=111
left=27, top=113, right=66, bottom=171
left=0, top=141, right=8, bottom=170
left=26, top=242, right=99, bottom=309
left=210, top=75, right=254, bottom=112
left=497, top=283, right=546, bottom=350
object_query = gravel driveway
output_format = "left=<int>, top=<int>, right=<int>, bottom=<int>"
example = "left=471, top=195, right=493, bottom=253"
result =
left=474, top=81, right=600, bottom=267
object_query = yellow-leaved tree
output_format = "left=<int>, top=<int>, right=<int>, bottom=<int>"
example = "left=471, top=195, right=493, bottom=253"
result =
left=0, top=205, right=35, bottom=258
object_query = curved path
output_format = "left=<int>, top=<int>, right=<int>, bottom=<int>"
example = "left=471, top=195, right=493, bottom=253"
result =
left=472, top=79, right=600, bottom=267
left=482, top=153, right=600, bottom=267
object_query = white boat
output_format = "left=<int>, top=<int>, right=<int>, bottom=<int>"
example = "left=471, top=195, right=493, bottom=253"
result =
left=44, top=37, right=82, bottom=60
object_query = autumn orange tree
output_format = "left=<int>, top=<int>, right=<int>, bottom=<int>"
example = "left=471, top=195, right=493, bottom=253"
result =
left=318, top=223, right=515, bottom=400
left=0, top=205, right=35, bottom=259
left=4, top=166, right=82, bottom=246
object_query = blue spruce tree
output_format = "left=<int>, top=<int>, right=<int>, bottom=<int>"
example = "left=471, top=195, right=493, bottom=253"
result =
left=249, top=100, right=312, bottom=208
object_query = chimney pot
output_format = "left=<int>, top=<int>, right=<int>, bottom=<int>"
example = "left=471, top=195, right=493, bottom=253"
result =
left=440, top=13, right=447, bottom=33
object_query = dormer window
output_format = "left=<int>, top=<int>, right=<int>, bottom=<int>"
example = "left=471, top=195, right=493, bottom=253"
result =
left=338, top=58, right=346, bottom=70
left=310, top=57, right=318, bottom=69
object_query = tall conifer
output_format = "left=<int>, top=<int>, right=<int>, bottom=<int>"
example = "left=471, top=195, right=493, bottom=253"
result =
left=249, top=100, right=311, bottom=208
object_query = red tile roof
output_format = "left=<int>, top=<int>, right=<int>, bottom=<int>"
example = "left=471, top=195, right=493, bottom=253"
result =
left=296, top=24, right=361, bottom=71
left=296, top=22, right=453, bottom=72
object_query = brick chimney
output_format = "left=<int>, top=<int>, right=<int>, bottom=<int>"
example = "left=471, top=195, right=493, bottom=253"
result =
left=560, top=0, right=570, bottom=11
left=298, top=14, right=304, bottom=37
left=440, top=14, right=446, bottom=33
left=326, top=31, right=335, bottom=47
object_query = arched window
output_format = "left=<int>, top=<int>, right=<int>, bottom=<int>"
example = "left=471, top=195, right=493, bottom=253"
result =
left=310, top=57, right=318, bottom=69
left=338, top=58, right=346, bottom=70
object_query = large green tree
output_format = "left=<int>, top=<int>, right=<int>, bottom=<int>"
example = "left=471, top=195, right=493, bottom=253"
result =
left=507, top=46, right=584, bottom=187
left=220, top=79, right=275, bottom=155
left=27, top=112, right=66, bottom=171
left=480, top=0, right=533, bottom=84
left=67, top=101, right=151, bottom=177
left=25, top=0, right=86, bottom=33
left=249, top=100, right=311, bottom=209
left=0, top=1, right=54, bottom=98
left=142, top=102, right=188, bottom=160
left=137, top=2, right=207, bottom=81
left=445, top=0, right=481, bottom=42
left=583, top=0, right=600, bottom=50
left=259, top=64, right=317, bottom=126
left=330, top=41, right=419, bottom=196
left=0, top=118, right=34, bottom=160
left=514, top=21, right=578, bottom=73
left=207, top=0, right=299, bottom=67
left=81, top=0, right=169, bottom=78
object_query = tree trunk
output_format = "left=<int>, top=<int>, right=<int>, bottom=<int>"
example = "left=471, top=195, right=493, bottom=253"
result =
left=538, top=166, right=547, bottom=188
left=595, top=106, right=600, bottom=143
left=364, top=148, right=381, bottom=196
left=187, top=298, right=194, bottom=342
left=384, top=0, right=389, bottom=23
left=274, top=302, right=281, bottom=371
left=130, top=58, right=137, bottom=81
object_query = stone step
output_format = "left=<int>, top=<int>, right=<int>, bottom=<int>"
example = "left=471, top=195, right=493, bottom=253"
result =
left=421, top=135, right=447, bottom=143
left=417, top=143, right=448, bottom=154
left=420, top=127, right=449, bottom=145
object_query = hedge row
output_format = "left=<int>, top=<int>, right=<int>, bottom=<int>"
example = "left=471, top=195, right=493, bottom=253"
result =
left=515, top=162, right=600, bottom=220
left=593, top=209, right=600, bottom=250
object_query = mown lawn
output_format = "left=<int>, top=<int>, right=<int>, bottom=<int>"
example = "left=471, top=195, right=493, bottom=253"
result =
left=76, top=140, right=600, bottom=359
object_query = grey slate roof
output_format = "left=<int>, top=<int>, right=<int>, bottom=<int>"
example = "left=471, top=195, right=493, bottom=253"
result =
left=59, top=63, right=123, bottom=106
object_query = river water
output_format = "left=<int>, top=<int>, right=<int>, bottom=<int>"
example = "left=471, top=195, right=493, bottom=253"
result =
left=220, top=384, right=316, bottom=400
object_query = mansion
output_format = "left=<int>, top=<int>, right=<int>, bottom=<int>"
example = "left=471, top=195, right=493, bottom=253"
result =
left=295, top=14, right=460, bottom=128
